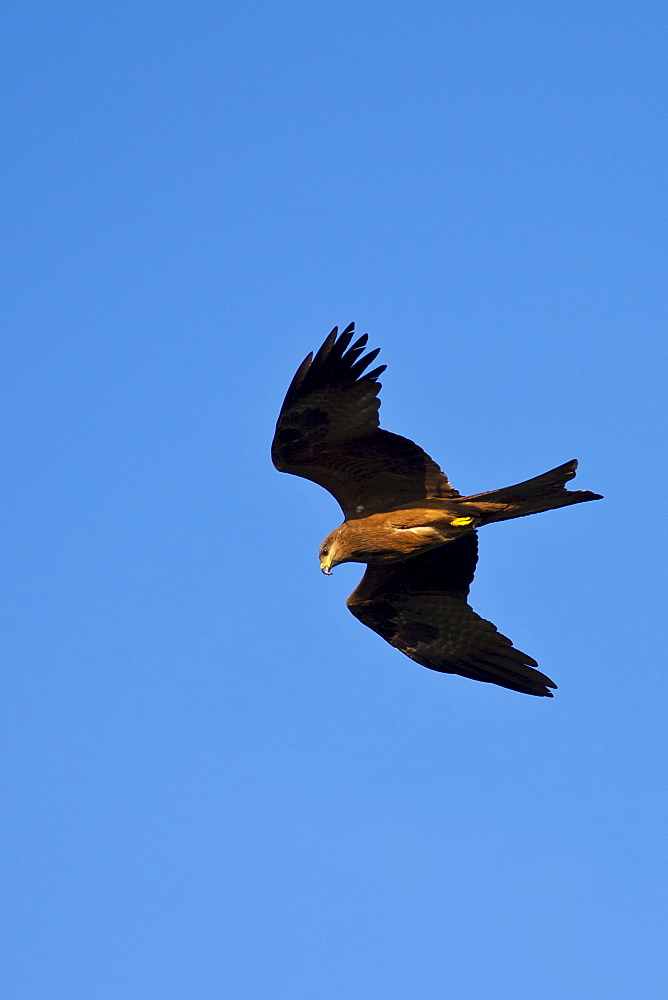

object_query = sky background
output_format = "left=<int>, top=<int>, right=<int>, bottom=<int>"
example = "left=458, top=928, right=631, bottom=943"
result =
left=2, top=2, right=666, bottom=997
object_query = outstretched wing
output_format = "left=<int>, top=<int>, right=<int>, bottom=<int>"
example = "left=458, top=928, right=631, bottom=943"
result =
left=347, top=534, right=556, bottom=696
left=272, top=324, right=459, bottom=519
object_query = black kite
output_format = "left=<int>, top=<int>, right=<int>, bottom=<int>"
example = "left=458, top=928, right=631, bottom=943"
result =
left=272, top=324, right=602, bottom=697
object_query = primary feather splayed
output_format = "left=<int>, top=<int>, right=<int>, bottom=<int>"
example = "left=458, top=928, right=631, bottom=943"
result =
left=272, top=324, right=602, bottom=697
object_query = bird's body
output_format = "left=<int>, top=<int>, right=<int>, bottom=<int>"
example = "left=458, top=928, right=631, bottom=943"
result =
left=319, top=504, right=475, bottom=567
left=272, top=323, right=602, bottom=697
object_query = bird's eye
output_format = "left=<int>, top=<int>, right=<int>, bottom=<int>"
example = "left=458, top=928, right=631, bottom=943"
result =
left=322, top=548, right=329, bottom=556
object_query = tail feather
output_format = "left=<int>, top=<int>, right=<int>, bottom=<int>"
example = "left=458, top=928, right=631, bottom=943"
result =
left=463, top=460, right=603, bottom=524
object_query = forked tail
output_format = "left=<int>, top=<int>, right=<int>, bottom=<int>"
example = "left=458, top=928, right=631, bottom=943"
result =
left=462, top=459, right=603, bottom=524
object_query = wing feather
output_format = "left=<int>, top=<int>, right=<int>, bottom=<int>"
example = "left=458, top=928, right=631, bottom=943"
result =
left=347, top=535, right=556, bottom=696
left=272, top=324, right=460, bottom=517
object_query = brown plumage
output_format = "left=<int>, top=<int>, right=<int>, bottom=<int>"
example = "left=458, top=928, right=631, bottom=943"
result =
left=272, top=324, right=602, bottom=697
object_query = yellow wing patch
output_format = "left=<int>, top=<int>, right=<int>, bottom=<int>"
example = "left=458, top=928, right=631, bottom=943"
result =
left=450, top=516, right=474, bottom=527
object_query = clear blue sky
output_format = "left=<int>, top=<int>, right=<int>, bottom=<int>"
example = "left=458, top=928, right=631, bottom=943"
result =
left=2, top=2, right=666, bottom=997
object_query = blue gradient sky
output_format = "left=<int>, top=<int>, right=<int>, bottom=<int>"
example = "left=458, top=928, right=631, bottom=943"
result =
left=2, top=3, right=666, bottom=997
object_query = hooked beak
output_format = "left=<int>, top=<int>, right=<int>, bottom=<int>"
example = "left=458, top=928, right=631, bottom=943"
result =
left=320, top=554, right=333, bottom=575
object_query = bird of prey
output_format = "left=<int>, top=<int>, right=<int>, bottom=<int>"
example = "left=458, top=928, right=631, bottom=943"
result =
left=272, top=324, right=601, bottom=697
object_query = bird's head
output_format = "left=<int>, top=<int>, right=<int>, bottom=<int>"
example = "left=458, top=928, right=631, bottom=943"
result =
left=318, top=519, right=404, bottom=573
left=319, top=527, right=346, bottom=575
left=319, top=524, right=371, bottom=574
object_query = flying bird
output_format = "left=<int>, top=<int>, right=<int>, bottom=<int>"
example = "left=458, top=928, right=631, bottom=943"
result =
left=272, top=324, right=601, bottom=697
